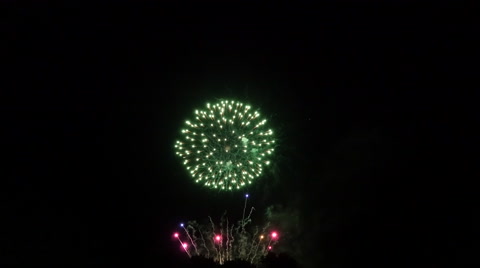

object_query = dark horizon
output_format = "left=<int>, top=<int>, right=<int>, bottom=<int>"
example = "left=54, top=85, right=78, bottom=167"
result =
left=4, top=1, right=475, bottom=267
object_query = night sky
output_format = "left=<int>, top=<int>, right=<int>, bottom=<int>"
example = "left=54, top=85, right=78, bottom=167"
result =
left=4, top=1, right=476, bottom=267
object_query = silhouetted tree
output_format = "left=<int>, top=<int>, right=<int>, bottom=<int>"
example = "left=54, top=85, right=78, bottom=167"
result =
left=223, top=259, right=255, bottom=268
left=260, top=252, right=299, bottom=268
left=189, top=255, right=218, bottom=268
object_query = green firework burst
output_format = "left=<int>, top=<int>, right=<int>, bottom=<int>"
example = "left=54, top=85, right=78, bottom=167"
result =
left=174, top=100, right=275, bottom=191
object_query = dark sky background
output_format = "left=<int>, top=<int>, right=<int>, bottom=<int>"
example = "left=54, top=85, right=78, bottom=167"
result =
left=4, top=1, right=476, bottom=267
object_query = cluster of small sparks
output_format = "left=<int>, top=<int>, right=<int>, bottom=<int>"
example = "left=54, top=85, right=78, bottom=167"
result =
left=174, top=100, right=275, bottom=191
left=172, top=194, right=280, bottom=265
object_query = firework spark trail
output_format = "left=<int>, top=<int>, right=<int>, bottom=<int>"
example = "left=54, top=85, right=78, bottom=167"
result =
left=174, top=233, right=191, bottom=258
left=172, top=195, right=278, bottom=265
left=264, top=231, right=278, bottom=255
left=181, top=224, right=199, bottom=255
left=198, top=225, right=210, bottom=259
left=219, top=212, right=227, bottom=264
left=228, top=220, right=235, bottom=261
left=219, top=217, right=225, bottom=264
left=226, top=217, right=231, bottom=261
left=242, top=206, right=255, bottom=226
left=246, top=226, right=260, bottom=260
left=242, top=206, right=255, bottom=260
left=250, top=223, right=270, bottom=263
left=250, top=241, right=261, bottom=263
left=241, top=194, right=249, bottom=226
left=250, top=238, right=263, bottom=263
left=209, top=216, right=221, bottom=263
left=188, top=224, right=200, bottom=256
left=265, top=239, right=272, bottom=255
left=240, top=194, right=249, bottom=260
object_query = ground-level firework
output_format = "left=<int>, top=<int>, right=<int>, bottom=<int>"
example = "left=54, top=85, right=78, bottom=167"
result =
left=174, top=99, right=276, bottom=191
left=171, top=194, right=280, bottom=265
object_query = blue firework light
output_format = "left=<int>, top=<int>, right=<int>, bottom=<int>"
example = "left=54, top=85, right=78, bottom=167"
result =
left=175, top=100, right=275, bottom=190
